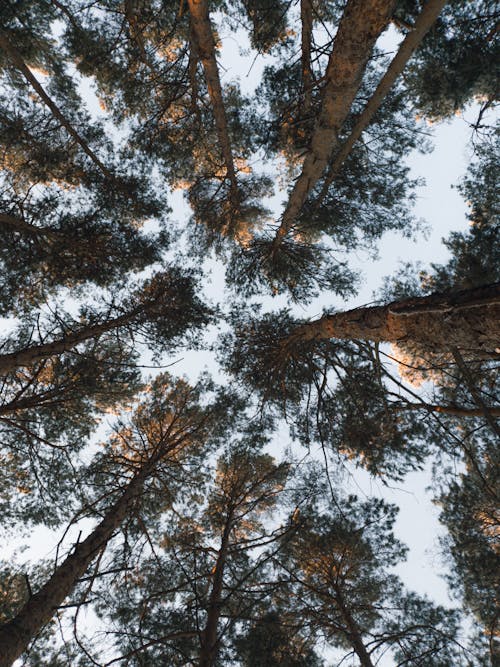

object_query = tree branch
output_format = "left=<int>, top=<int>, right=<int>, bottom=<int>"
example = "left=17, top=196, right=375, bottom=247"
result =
left=0, top=29, right=112, bottom=179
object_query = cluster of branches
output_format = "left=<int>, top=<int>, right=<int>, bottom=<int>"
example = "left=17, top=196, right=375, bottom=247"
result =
left=0, top=0, right=498, bottom=665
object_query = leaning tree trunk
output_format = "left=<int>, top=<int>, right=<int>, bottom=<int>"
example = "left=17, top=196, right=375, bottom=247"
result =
left=0, top=30, right=111, bottom=179
left=272, top=0, right=397, bottom=251
left=315, top=0, right=447, bottom=206
left=287, top=283, right=500, bottom=359
left=0, top=465, right=150, bottom=667
left=0, top=304, right=147, bottom=374
left=187, top=0, right=239, bottom=197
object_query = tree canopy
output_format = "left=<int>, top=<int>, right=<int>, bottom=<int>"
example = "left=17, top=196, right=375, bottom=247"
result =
left=0, top=1, right=498, bottom=665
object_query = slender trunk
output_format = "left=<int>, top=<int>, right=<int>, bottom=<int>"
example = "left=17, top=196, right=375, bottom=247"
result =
left=334, top=586, right=375, bottom=667
left=187, top=0, right=239, bottom=196
left=0, top=305, right=146, bottom=374
left=451, top=347, right=500, bottom=437
left=0, top=389, right=64, bottom=414
left=198, top=512, right=233, bottom=667
left=272, top=0, right=396, bottom=251
left=316, top=0, right=446, bottom=206
left=392, top=402, right=500, bottom=418
left=0, top=467, right=149, bottom=667
left=300, top=0, right=313, bottom=113
left=0, top=29, right=111, bottom=179
left=0, top=213, right=60, bottom=239
left=124, top=0, right=159, bottom=78
left=287, top=283, right=500, bottom=358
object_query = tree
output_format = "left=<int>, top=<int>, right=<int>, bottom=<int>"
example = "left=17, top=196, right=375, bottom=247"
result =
left=273, top=491, right=467, bottom=666
left=0, top=372, right=229, bottom=665
left=88, top=437, right=291, bottom=665
left=0, top=1, right=498, bottom=665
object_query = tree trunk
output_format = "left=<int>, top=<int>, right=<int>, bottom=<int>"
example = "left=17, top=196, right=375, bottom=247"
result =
left=198, top=512, right=233, bottom=667
left=300, top=0, right=313, bottom=113
left=0, top=29, right=111, bottom=179
left=187, top=0, right=239, bottom=196
left=0, top=468, right=149, bottom=666
left=0, top=305, right=146, bottom=374
left=334, top=586, right=375, bottom=667
left=272, top=0, right=397, bottom=251
left=288, top=283, right=500, bottom=358
left=0, top=213, right=60, bottom=239
left=316, top=0, right=447, bottom=206
left=392, top=402, right=500, bottom=418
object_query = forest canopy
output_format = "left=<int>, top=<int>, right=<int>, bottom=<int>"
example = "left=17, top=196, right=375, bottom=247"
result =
left=0, top=0, right=498, bottom=665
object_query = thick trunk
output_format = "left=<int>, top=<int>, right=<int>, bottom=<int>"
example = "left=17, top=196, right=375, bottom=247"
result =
left=187, top=0, right=238, bottom=195
left=300, top=0, right=313, bottom=113
left=198, top=513, right=233, bottom=667
left=0, top=305, right=145, bottom=374
left=0, top=30, right=111, bottom=179
left=334, top=586, right=375, bottom=667
left=288, top=283, right=500, bottom=358
left=272, top=0, right=396, bottom=250
left=316, top=0, right=446, bottom=205
left=0, top=468, right=148, bottom=667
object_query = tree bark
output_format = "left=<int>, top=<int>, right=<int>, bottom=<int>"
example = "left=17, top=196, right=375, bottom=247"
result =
left=287, top=283, right=500, bottom=358
left=392, top=402, right=500, bottom=418
left=0, top=305, right=147, bottom=374
left=0, top=29, right=111, bottom=179
left=0, top=467, right=149, bottom=666
left=316, top=0, right=447, bottom=206
left=300, top=0, right=314, bottom=113
left=187, top=0, right=239, bottom=196
left=198, top=511, right=233, bottom=667
left=334, top=586, right=375, bottom=667
left=272, top=0, right=397, bottom=252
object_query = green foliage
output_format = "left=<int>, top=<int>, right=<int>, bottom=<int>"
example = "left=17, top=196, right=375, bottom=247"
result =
left=403, top=1, right=499, bottom=120
left=438, top=438, right=500, bottom=655
left=234, top=611, right=323, bottom=666
left=0, top=1, right=497, bottom=664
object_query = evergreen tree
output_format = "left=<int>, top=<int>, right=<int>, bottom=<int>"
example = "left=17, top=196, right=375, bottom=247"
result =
left=274, top=492, right=467, bottom=666
left=0, top=1, right=497, bottom=665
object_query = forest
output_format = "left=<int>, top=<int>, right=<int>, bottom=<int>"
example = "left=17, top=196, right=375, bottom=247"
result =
left=0, top=0, right=498, bottom=665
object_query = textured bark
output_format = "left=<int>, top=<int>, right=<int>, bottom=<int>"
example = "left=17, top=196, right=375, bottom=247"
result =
left=288, top=283, right=500, bottom=357
left=272, top=0, right=396, bottom=251
left=300, top=0, right=314, bottom=113
left=0, top=468, right=148, bottom=667
left=198, top=511, right=233, bottom=667
left=0, top=305, right=146, bottom=374
left=0, top=29, right=111, bottom=179
left=316, top=0, right=447, bottom=205
left=187, top=0, right=239, bottom=195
